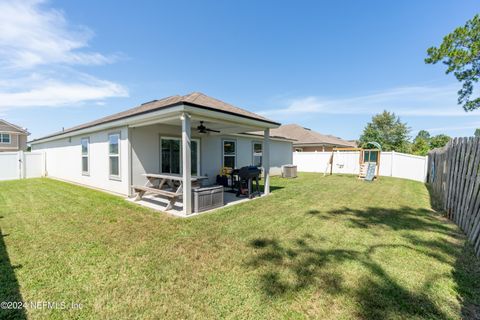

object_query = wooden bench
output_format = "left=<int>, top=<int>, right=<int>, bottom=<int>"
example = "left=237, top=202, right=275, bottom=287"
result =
left=133, top=174, right=208, bottom=211
left=132, top=185, right=179, bottom=210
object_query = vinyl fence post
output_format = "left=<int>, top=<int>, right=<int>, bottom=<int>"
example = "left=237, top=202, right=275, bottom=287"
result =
left=391, top=151, right=395, bottom=177
left=18, top=150, right=25, bottom=179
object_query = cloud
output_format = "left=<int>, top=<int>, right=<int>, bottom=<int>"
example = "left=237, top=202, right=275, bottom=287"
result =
left=0, top=0, right=127, bottom=110
left=259, top=84, right=480, bottom=118
left=424, top=122, right=480, bottom=133
left=0, top=0, right=115, bottom=68
left=0, top=74, right=127, bottom=109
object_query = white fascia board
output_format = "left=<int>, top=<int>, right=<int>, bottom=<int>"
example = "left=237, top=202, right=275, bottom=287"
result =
left=31, top=103, right=279, bottom=144
left=30, top=105, right=185, bottom=144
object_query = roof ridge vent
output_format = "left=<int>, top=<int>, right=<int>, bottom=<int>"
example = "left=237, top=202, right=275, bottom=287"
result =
left=141, top=99, right=158, bottom=105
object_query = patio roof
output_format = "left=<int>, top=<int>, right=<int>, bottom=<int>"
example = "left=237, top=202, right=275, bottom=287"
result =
left=31, top=92, right=280, bottom=143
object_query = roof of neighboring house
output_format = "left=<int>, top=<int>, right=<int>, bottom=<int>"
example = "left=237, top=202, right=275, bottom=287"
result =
left=0, top=119, right=30, bottom=134
left=33, top=92, right=280, bottom=142
left=263, top=124, right=357, bottom=147
left=240, top=132, right=297, bottom=141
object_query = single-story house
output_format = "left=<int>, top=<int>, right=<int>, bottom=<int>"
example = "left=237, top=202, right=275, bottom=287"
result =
left=31, top=92, right=293, bottom=215
left=266, top=124, right=356, bottom=152
left=0, top=119, right=30, bottom=152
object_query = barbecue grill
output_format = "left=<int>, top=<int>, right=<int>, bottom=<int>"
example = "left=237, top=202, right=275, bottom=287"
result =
left=234, top=166, right=261, bottom=198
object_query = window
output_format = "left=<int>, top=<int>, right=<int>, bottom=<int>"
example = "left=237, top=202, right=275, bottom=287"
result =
left=252, top=142, right=262, bottom=167
left=191, top=140, right=198, bottom=176
left=0, top=133, right=11, bottom=144
left=223, top=140, right=236, bottom=169
left=160, top=137, right=200, bottom=175
left=161, top=138, right=180, bottom=174
left=81, top=138, right=89, bottom=175
left=109, top=133, right=121, bottom=179
left=363, top=150, right=379, bottom=163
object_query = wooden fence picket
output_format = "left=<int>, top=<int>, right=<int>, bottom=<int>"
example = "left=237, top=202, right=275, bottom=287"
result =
left=428, top=137, right=480, bottom=257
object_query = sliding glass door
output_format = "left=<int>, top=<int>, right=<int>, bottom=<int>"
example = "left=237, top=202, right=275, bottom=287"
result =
left=160, top=137, right=199, bottom=175
left=161, top=138, right=180, bottom=174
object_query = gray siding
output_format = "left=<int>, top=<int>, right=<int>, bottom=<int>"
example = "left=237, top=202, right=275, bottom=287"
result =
left=0, top=120, right=28, bottom=152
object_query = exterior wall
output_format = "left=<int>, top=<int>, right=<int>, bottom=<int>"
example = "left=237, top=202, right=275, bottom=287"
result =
left=130, top=124, right=293, bottom=186
left=31, top=123, right=293, bottom=195
left=0, top=133, right=28, bottom=152
left=18, top=134, right=28, bottom=151
left=31, top=126, right=130, bottom=195
left=0, top=120, right=28, bottom=152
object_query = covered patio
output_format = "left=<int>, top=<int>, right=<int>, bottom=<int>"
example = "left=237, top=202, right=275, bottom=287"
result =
left=126, top=94, right=280, bottom=216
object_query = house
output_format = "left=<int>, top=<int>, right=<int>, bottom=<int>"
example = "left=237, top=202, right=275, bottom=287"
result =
left=266, top=124, right=356, bottom=152
left=31, top=92, right=293, bottom=215
left=0, top=119, right=30, bottom=152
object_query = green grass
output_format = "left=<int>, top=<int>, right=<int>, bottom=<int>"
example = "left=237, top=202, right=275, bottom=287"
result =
left=0, top=174, right=479, bottom=319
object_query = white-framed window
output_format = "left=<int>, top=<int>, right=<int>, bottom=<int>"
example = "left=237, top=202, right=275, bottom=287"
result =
left=109, top=133, right=121, bottom=180
left=223, top=140, right=236, bottom=169
left=0, top=133, right=11, bottom=144
left=252, top=142, right=262, bottom=167
left=81, top=137, right=89, bottom=175
left=160, top=136, right=200, bottom=175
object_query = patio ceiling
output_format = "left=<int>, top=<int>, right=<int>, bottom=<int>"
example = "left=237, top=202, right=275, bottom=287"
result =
left=128, top=109, right=270, bottom=135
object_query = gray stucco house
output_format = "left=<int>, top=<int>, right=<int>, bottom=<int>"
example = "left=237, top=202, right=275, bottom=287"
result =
left=31, top=92, right=293, bottom=215
left=0, top=119, right=30, bottom=152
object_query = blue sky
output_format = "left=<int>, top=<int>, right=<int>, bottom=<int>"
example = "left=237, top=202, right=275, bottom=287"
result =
left=1, top=0, right=479, bottom=140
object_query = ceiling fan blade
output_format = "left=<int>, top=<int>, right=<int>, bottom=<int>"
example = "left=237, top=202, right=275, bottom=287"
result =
left=206, top=128, right=220, bottom=133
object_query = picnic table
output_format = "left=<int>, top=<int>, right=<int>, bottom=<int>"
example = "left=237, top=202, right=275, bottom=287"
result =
left=132, top=173, right=208, bottom=210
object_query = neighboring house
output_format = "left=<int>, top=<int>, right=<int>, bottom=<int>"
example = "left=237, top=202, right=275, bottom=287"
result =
left=0, top=119, right=30, bottom=152
left=31, top=92, right=293, bottom=214
left=266, top=124, right=357, bottom=152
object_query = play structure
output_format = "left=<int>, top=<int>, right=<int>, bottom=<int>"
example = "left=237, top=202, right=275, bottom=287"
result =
left=328, top=142, right=382, bottom=181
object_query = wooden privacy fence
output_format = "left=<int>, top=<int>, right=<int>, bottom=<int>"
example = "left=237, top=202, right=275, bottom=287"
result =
left=427, top=137, right=480, bottom=256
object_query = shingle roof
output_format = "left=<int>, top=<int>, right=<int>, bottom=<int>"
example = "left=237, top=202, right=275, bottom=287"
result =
left=264, top=124, right=357, bottom=147
left=0, top=119, right=29, bottom=134
left=33, top=92, right=279, bottom=141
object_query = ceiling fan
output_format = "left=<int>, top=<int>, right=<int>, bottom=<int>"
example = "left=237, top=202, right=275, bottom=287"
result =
left=197, top=121, right=220, bottom=134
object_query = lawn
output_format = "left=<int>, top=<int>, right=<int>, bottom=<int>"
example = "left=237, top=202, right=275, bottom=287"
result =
left=0, top=174, right=479, bottom=320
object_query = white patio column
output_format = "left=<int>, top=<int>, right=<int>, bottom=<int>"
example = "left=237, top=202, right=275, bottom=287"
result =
left=181, top=112, right=192, bottom=215
left=263, top=129, right=270, bottom=195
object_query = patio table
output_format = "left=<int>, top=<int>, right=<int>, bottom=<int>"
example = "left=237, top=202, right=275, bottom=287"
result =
left=132, top=173, right=208, bottom=210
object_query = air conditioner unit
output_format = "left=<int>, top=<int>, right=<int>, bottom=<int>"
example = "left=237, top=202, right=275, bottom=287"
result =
left=282, top=165, right=297, bottom=178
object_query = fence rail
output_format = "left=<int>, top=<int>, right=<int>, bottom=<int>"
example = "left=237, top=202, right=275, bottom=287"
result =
left=428, top=137, right=480, bottom=257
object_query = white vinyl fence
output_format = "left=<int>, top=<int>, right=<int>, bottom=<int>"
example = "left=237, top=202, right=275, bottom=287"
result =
left=293, top=151, right=428, bottom=182
left=0, top=151, right=45, bottom=181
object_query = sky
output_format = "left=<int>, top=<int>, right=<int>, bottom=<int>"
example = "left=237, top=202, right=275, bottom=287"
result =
left=1, top=0, right=480, bottom=140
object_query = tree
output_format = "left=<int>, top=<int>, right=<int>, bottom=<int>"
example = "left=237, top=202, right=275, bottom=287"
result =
left=416, top=130, right=431, bottom=141
left=412, top=137, right=430, bottom=156
left=475, top=128, right=480, bottom=137
left=359, top=111, right=411, bottom=152
left=430, top=134, right=451, bottom=149
left=412, top=130, right=431, bottom=156
left=425, top=14, right=480, bottom=111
